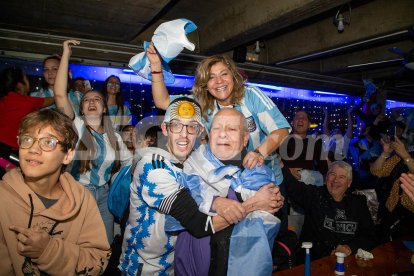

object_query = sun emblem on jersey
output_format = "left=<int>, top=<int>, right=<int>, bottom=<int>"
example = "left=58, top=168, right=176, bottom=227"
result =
left=170, top=100, right=200, bottom=121
left=246, top=116, right=257, bottom=132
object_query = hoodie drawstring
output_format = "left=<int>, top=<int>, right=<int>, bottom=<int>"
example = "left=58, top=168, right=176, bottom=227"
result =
left=49, top=221, right=59, bottom=235
left=27, top=194, right=59, bottom=235
left=28, top=194, right=34, bottom=228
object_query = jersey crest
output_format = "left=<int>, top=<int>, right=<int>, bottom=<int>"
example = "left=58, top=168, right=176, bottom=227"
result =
left=246, top=116, right=257, bottom=132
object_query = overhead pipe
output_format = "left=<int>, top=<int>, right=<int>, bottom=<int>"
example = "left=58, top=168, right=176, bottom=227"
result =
left=1, top=28, right=412, bottom=95
left=276, top=29, right=410, bottom=65
left=0, top=28, right=206, bottom=60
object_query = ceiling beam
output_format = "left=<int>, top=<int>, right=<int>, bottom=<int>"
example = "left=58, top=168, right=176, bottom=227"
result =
left=199, top=0, right=350, bottom=55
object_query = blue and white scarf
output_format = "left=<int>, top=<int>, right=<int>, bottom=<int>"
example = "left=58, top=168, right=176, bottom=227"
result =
left=166, top=144, right=280, bottom=276
left=128, top=19, right=197, bottom=84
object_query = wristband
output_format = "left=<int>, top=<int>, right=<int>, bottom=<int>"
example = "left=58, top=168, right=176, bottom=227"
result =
left=151, top=71, right=163, bottom=74
left=253, top=149, right=264, bottom=159
left=403, top=156, right=412, bottom=164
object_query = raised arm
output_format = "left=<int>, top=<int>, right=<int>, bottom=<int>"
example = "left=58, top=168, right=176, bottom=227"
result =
left=323, top=108, right=330, bottom=137
left=147, top=42, right=170, bottom=110
left=392, top=107, right=406, bottom=120
left=346, top=106, right=354, bottom=139
left=370, top=138, right=394, bottom=173
left=54, top=40, right=79, bottom=119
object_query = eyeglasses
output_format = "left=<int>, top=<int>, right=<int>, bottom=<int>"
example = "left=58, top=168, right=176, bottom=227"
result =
left=168, top=122, right=200, bottom=134
left=17, top=136, right=63, bottom=152
left=83, top=97, right=102, bottom=104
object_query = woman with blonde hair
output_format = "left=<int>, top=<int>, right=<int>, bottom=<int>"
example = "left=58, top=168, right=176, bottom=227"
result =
left=147, top=43, right=290, bottom=185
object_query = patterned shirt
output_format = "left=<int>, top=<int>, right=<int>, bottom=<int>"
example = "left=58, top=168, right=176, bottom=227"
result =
left=119, top=148, right=183, bottom=276
left=108, top=104, right=132, bottom=130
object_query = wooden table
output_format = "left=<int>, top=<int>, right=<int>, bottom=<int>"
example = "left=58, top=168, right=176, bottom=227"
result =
left=274, top=234, right=414, bottom=275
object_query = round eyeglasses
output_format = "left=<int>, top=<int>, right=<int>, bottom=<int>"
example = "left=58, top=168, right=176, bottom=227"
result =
left=17, top=136, right=63, bottom=152
left=168, top=122, right=200, bottom=134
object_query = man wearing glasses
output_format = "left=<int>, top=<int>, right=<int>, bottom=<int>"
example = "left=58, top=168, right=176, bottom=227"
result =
left=119, top=98, right=281, bottom=276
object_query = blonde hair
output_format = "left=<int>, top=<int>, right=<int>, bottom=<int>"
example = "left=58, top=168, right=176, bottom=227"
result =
left=191, top=55, right=245, bottom=122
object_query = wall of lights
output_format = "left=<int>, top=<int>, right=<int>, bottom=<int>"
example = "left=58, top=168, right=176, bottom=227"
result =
left=1, top=57, right=414, bottom=133
left=3, top=57, right=414, bottom=167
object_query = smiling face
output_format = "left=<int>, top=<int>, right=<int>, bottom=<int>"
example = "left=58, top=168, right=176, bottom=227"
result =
left=206, top=62, right=235, bottom=106
left=122, top=125, right=138, bottom=149
left=43, top=58, right=60, bottom=87
left=106, top=76, right=121, bottom=95
left=209, top=109, right=249, bottom=161
left=326, top=165, right=352, bottom=201
left=161, top=118, right=202, bottom=162
left=292, top=111, right=310, bottom=136
left=80, top=91, right=106, bottom=118
left=19, top=125, right=73, bottom=183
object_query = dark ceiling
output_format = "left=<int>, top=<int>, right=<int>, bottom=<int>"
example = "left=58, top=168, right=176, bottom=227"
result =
left=0, top=0, right=413, bottom=102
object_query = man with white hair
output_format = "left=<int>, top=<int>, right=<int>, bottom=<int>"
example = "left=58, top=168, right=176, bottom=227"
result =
left=280, top=159, right=377, bottom=262
left=172, top=108, right=285, bottom=276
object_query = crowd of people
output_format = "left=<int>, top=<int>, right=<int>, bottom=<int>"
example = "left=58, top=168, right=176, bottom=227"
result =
left=0, top=38, right=414, bottom=276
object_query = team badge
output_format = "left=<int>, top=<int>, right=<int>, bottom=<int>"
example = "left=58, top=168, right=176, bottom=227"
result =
left=246, top=116, right=257, bottom=132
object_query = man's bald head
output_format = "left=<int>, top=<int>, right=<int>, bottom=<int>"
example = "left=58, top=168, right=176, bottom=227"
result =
left=209, top=108, right=249, bottom=160
left=212, top=108, right=248, bottom=133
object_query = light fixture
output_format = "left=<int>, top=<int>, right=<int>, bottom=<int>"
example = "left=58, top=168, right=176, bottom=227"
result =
left=253, top=41, right=261, bottom=54
left=333, top=3, right=351, bottom=33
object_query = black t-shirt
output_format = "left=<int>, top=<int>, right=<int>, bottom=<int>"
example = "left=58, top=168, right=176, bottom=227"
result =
left=35, top=193, right=59, bottom=209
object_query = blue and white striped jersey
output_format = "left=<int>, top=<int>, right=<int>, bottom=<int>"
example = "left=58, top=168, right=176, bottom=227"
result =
left=108, top=105, right=132, bottom=130
left=119, top=147, right=183, bottom=276
left=70, top=116, right=132, bottom=186
left=30, top=88, right=56, bottom=109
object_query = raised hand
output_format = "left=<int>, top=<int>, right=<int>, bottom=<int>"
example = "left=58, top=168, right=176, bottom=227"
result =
left=380, top=138, right=394, bottom=155
left=146, top=42, right=162, bottom=67
left=390, top=136, right=408, bottom=158
left=400, top=173, right=414, bottom=202
left=62, top=40, right=80, bottom=57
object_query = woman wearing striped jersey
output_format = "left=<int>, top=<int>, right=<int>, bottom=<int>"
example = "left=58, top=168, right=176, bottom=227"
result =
left=54, top=40, right=132, bottom=243
left=30, top=55, right=61, bottom=109
left=147, top=43, right=290, bottom=187
left=102, top=75, right=131, bottom=131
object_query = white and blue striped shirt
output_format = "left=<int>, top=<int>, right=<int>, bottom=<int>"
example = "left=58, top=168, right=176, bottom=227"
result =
left=70, top=116, right=132, bottom=186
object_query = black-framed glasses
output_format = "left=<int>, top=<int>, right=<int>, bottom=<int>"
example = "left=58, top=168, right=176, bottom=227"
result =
left=168, top=122, right=200, bottom=134
left=17, top=136, right=63, bottom=152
